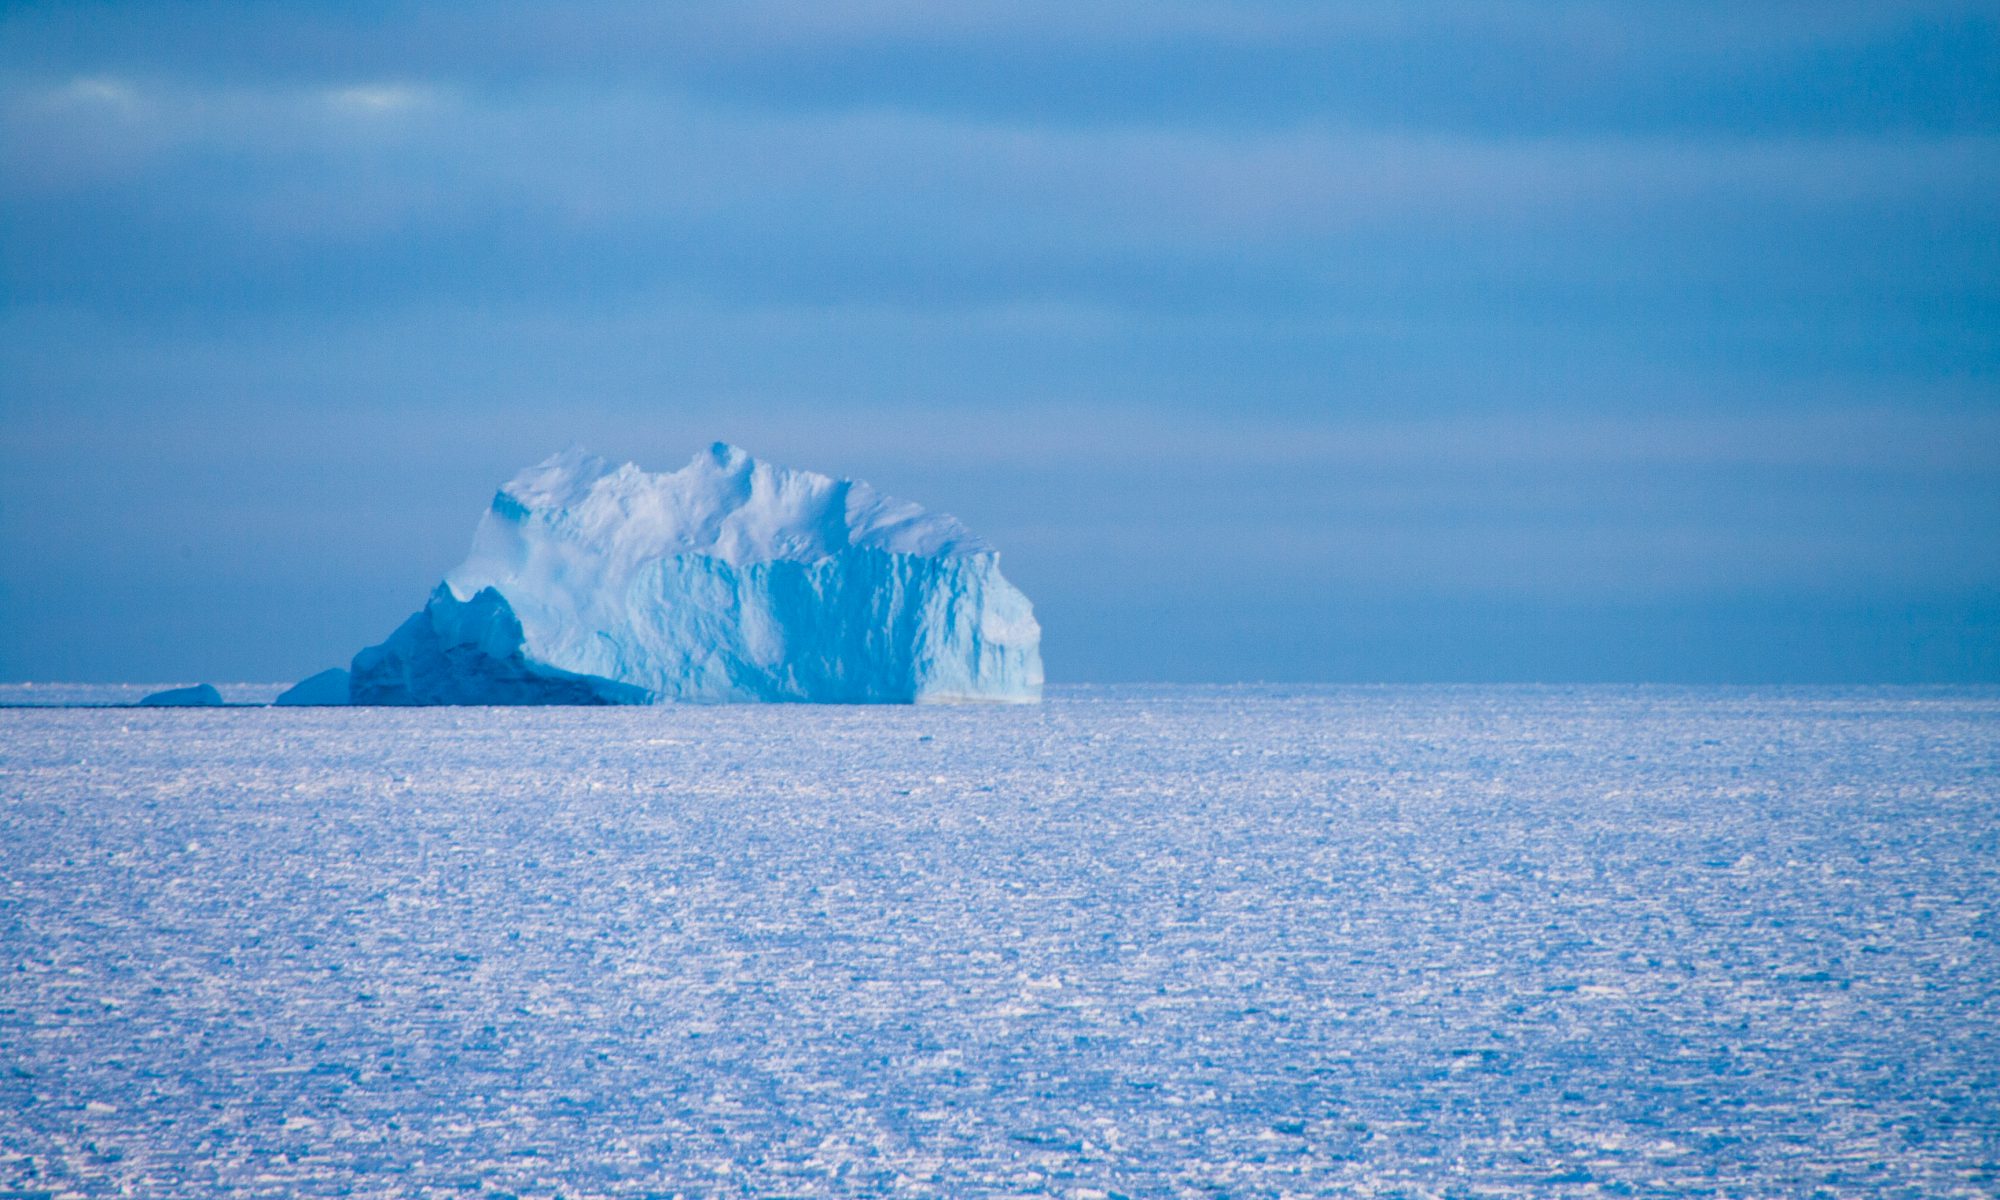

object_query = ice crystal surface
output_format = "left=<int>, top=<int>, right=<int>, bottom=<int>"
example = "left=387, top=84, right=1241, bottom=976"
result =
left=2, top=686, right=1996, bottom=1197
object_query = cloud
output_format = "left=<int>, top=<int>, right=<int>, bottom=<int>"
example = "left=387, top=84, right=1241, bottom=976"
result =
left=51, top=75, right=140, bottom=107
left=323, top=83, right=436, bottom=114
left=10, top=75, right=1995, bottom=233
left=3, top=1, right=1994, bottom=136
left=0, top=0, right=1994, bottom=681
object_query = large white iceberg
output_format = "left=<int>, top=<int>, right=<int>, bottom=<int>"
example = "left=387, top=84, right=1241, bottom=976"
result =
left=346, top=445, right=1043, bottom=705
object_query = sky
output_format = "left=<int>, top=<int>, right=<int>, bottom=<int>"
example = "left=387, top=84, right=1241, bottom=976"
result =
left=2, top=0, right=1997, bottom=684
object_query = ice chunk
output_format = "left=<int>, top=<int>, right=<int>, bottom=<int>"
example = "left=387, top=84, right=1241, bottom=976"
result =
left=139, top=683, right=223, bottom=707
left=275, top=668, right=352, bottom=707
left=348, top=446, right=1042, bottom=705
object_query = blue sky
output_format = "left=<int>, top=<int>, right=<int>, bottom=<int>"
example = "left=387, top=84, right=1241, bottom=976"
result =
left=3, top=1, right=1997, bottom=683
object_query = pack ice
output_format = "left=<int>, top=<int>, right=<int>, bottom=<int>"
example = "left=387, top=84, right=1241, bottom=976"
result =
left=344, top=445, right=1043, bottom=705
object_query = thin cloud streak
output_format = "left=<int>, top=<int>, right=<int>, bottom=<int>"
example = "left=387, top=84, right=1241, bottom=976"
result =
left=11, top=76, right=1996, bottom=216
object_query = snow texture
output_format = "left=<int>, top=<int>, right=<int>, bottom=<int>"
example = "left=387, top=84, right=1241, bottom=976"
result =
left=137, top=683, right=222, bottom=706
left=349, top=445, right=1042, bottom=705
left=276, top=669, right=351, bottom=707
left=2, top=685, right=1997, bottom=1197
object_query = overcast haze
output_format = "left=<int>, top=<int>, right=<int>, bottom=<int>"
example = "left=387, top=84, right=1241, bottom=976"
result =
left=3, top=1, right=1997, bottom=683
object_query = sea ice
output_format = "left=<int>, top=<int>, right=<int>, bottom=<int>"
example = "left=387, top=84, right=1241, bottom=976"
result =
left=3, top=685, right=1994, bottom=1197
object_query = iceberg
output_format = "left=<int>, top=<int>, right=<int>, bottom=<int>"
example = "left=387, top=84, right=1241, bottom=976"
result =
left=276, top=668, right=351, bottom=707
left=140, top=683, right=223, bottom=707
left=347, top=445, right=1042, bottom=705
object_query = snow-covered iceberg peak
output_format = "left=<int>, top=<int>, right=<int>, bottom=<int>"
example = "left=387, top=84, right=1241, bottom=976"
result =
left=349, top=446, right=1042, bottom=705
left=459, top=443, right=990, bottom=580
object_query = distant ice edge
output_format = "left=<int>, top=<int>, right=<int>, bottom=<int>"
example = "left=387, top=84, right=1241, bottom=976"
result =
left=339, top=445, right=1043, bottom=706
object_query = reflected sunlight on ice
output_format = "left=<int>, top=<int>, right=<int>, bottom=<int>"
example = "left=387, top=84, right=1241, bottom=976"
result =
left=2, top=686, right=1996, bottom=1197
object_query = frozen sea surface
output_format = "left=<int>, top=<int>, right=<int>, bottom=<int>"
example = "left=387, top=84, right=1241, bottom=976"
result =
left=2, top=685, right=1997, bottom=1198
